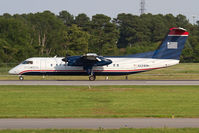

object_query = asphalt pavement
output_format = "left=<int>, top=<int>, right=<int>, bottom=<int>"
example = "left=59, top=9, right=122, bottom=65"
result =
left=0, top=118, right=199, bottom=129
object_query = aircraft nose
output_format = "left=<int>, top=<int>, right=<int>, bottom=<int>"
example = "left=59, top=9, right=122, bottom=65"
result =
left=8, top=68, right=17, bottom=75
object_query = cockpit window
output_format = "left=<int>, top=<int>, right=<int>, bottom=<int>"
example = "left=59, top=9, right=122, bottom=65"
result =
left=22, top=61, right=33, bottom=64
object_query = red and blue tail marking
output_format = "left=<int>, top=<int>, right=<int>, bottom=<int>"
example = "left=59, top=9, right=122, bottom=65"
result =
left=152, top=27, right=189, bottom=60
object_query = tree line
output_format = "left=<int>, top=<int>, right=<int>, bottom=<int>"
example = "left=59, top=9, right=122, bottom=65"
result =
left=0, top=10, right=199, bottom=64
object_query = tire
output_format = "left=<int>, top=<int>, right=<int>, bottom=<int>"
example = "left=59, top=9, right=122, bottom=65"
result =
left=89, top=75, right=96, bottom=81
left=19, top=76, right=24, bottom=81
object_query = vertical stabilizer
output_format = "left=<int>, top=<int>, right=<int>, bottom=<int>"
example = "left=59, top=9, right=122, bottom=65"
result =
left=152, top=27, right=189, bottom=60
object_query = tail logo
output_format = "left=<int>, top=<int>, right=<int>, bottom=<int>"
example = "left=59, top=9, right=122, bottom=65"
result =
left=167, top=42, right=178, bottom=49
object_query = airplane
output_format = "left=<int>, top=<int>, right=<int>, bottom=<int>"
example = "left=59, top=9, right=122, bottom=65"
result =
left=9, top=27, right=189, bottom=81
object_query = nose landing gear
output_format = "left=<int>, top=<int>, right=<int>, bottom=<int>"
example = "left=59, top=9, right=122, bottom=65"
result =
left=19, top=75, right=24, bottom=81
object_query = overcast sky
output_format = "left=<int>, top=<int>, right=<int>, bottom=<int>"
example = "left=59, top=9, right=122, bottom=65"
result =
left=0, top=0, right=198, bottom=23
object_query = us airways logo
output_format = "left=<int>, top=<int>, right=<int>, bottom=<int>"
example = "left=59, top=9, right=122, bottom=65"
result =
left=167, top=42, right=178, bottom=49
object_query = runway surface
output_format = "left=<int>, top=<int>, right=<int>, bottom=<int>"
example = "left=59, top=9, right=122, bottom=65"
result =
left=0, top=80, right=199, bottom=85
left=0, top=118, right=199, bottom=129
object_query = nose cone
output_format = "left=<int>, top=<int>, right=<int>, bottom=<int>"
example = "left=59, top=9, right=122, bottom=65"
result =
left=8, top=68, right=17, bottom=75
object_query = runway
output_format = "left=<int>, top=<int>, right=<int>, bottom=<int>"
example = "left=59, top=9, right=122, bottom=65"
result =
left=0, top=118, right=199, bottom=129
left=0, top=80, right=199, bottom=85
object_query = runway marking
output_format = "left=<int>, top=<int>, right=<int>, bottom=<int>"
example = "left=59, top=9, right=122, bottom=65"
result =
left=0, top=118, right=199, bottom=129
left=0, top=80, right=199, bottom=85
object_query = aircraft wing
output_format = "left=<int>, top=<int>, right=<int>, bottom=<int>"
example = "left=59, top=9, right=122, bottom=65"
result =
left=62, top=53, right=112, bottom=67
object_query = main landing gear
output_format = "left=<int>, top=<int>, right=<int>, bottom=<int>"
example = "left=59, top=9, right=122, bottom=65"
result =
left=84, top=66, right=96, bottom=81
left=89, top=75, right=96, bottom=81
left=19, top=75, right=24, bottom=81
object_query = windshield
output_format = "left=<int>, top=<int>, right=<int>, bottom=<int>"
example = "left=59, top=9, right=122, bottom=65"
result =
left=21, top=60, right=33, bottom=64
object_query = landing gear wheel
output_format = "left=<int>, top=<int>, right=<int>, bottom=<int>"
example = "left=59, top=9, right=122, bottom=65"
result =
left=19, top=76, right=24, bottom=81
left=89, top=75, right=96, bottom=81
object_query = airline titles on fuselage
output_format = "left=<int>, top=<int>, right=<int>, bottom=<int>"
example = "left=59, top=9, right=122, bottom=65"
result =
left=137, top=64, right=150, bottom=67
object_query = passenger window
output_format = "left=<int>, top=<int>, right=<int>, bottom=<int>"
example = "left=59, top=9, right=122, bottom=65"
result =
left=117, top=64, right=119, bottom=67
left=51, top=64, right=53, bottom=67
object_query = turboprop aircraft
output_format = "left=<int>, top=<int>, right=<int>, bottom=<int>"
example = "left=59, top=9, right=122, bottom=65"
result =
left=9, top=27, right=189, bottom=81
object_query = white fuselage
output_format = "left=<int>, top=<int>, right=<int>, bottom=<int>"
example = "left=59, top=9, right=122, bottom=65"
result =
left=9, top=57, right=179, bottom=76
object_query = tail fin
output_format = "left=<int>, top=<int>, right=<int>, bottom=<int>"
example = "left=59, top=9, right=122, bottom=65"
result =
left=152, top=27, right=189, bottom=60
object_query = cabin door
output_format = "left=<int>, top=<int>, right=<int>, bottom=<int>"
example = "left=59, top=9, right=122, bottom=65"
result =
left=40, top=60, right=46, bottom=70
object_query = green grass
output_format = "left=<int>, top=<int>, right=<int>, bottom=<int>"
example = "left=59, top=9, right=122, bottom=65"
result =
left=1, top=63, right=199, bottom=80
left=1, top=128, right=199, bottom=133
left=0, top=85, right=199, bottom=118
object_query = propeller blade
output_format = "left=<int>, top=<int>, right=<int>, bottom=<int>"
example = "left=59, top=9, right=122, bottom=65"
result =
left=62, top=57, right=68, bottom=62
left=96, top=57, right=101, bottom=62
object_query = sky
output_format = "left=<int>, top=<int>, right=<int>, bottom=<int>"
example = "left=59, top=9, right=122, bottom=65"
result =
left=0, top=0, right=199, bottom=23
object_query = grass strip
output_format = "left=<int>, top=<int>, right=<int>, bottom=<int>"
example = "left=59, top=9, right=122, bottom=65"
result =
left=0, top=85, right=199, bottom=118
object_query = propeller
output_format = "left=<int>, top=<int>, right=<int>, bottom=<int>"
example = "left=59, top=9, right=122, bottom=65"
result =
left=62, top=53, right=71, bottom=62
left=96, top=57, right=102, bottom=62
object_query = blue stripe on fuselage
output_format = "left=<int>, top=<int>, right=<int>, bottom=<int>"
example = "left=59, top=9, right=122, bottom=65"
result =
left=21, top=71, right=146, bottom=76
